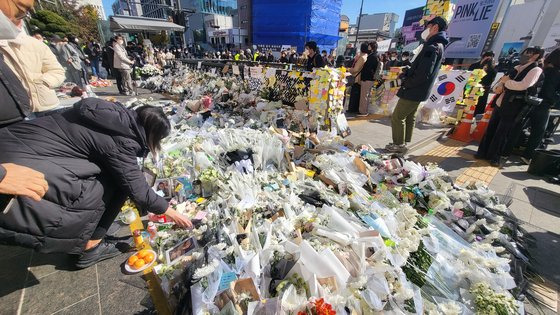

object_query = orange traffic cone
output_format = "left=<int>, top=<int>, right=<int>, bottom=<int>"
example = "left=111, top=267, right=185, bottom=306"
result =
left=472, top=103, right=494, bottom=142
left=450, top=104, right=475, bottom=142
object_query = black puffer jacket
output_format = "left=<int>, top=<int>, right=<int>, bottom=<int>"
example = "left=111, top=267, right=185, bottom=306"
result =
left=397, top=32, right=449, bottom=102
left=0, top=98, right=168, bottom=254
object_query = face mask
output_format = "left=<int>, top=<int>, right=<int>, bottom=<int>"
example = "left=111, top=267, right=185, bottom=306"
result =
left=402, top=57, right=409, bottom=61
left=421, top=28, right=430, bottom=41
left=391, top=57, right=397, bottom=61
left=519, top=54, right=532, bottom=65
left=117, top=40, right=124, bottom=45
left=0, top=11, right=22, bottom=40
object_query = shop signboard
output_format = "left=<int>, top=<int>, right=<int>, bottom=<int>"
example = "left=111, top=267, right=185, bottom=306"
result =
left=445, top=0, right=500, bottom=59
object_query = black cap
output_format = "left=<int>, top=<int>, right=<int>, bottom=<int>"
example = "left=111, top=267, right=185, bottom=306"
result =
left=426, top=16, right=448, bottom=31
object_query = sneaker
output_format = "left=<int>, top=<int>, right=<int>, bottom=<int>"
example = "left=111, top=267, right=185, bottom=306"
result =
left=386, top=143, right=407, bottom=153
left=356, top=113, right=368, bottom=117
left=385, top=143, right=399, bottom=151
left=490, top=156, right=507, bottom=168
left=520, top=157, right=531, bottom=165
left=75, top=240, right=123, bottom=269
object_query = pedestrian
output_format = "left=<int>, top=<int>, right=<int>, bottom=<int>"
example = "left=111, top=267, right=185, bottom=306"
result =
left=321, top=50, right=329, bottom=66
left=358, top=41, right=381, bottom=116
left=469, top=51, right=497, bottom=115
left=57, top=37, right=86, bottom=88
left=0, top=99, right=193, bottom=268
left=289, top=49, right=298, bottom=64
left=279, top=51, right=289, bottom=63
left=85, top=41, right=102, bottom=79
left=384, top=51, right=399, bottom=70
left=0, top=24, right=65, bottom=113
left=101, top=40, right=115, bottom=79
left=399, top=51, right=412, bottom=67
left=304, top=41, right=325, bottom=71
left=519, top=48, right=560, bottom=164
left=347, top=42, right=369, bottom=115
left=267, top=50, right=274, bottom=62
left=31, top=31, right=43, bottom=42
left=245, top=49, right=253, bottom=61
left=0, top=0, right=50, bottom=205
left=386, top=16, right=449, bottom=153
left=113, top=35, right=135, bottom=95
left=476, top=47, right=544, bottom=167
left=68, top=35, right=90, bottom=84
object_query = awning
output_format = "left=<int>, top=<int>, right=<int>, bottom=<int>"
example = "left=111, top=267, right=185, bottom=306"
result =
left=110, top=15, right=185, bottom=33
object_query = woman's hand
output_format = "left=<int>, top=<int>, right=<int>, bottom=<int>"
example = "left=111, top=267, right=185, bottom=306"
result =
left=494, top=84, right=504, bottom=94
left=164, top=208, right=193, bottom=229
left=499, top=75, right=510, bottom=83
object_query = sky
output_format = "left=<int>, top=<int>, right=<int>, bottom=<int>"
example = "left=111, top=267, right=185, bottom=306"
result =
left=341, top=0, right=427, bottom=26
left=103, top=0, right=114, bottom=16
left=102, top=0, right=427, bottom=25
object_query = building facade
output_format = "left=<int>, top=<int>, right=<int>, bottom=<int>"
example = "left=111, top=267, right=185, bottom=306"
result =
left=235, top=0, right=252, bottom=47
left=64, top=0, right=106, bottom=19
left=112, top=0, right=143, bottom=16
left=356, top=12, right=399, bottom=37
left=141, top=0, right=177, bottom=19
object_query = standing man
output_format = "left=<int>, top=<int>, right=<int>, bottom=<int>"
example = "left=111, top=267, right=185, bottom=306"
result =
left=113, top=35, right=134, bottom=96
left=304, top=41, right=325, bottom=71
left=386, top=17, right=449, bottom=153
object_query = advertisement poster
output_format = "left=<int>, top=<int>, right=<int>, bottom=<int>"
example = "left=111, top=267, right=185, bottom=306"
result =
left=499, top=42, right=524, bottom=58
left=445, top=0, right=500, bottom=59
left=401, top=6, right=424, bottom=44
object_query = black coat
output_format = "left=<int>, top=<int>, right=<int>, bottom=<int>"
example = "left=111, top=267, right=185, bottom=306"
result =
left=0, top=98, right=168, bottom=254
left=397, top=32, right=449, bottom=102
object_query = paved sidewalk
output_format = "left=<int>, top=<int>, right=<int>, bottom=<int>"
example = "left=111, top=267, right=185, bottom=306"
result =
left=0, top=86, right=558, bottom=314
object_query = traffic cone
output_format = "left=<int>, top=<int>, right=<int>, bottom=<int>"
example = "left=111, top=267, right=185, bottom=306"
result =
left=472, top=103, right=494, bottom=142
left=450, top=103, right=475, bottom=142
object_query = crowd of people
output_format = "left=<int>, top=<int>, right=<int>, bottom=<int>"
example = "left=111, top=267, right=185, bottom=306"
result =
left=0, top=0, right=559, bottom=271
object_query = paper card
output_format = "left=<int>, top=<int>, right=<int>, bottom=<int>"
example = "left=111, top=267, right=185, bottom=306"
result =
left=218, top=272, right=238, bottom=292
left=293, top=146, right=305, bottom=159
left=194, top=211, right=208, bottom=221
left=197, top=61, right=202, bottom=69
left=232, top=65, right=240, bottom=75
left=232, top=278, right=260, bottom=301
left=222, top=64, right=230, bottom=74
left=210, top=68, right=217, bottom=74
left=265, top=68, right=276, bottom=78
left=318, top=276, right=338, bottom=292
left=165, top=237, right=197, bottom=265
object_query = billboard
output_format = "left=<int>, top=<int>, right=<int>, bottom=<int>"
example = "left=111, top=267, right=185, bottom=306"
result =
left=402, top=6, right=424, bottom=27
left=445, top=0, right=500, bottom=59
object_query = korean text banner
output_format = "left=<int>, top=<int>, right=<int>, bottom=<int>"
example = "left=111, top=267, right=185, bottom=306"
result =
left=445, top=0, right=500, bottom=59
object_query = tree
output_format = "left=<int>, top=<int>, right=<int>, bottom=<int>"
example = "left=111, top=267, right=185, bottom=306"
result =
left=29, top=9, right=77, bottom=37
left=29, top=2, right=102, bottom=41
left=150, top=31, right=170, bottom=47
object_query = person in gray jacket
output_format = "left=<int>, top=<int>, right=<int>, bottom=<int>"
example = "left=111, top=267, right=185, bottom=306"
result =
left=113, top=35, right=134, bottom=95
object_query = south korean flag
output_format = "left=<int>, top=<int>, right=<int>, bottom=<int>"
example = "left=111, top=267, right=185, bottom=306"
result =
left=424, top=70, right=469, bottom=112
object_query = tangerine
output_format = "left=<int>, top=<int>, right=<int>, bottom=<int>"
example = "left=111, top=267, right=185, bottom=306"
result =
left=133, top=259, right=146, bottom=269
left=137, top=249, right=150, bottom=259
left=127, top=255, right=139, bottom=266
left=144, top=252, right=155, bottom=263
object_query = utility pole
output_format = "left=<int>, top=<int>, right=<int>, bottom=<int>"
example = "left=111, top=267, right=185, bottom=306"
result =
left=353, top=0, right=364, bottom=49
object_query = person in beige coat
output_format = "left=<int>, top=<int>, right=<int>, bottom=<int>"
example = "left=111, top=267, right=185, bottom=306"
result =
left=113, top=35, right=134, bottom=95
left=348, top=43, right=369, bottom=116
left=0, top=32, right=65, bottom=112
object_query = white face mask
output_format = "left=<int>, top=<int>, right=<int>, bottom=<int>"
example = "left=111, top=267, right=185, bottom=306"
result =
left=117, top=40, right=124, bottom=45
left=0, top=11, right=22, bottom=40
left=391, top=57, right=396, bottom=61
left=421, top=28, right=430, bottom=41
